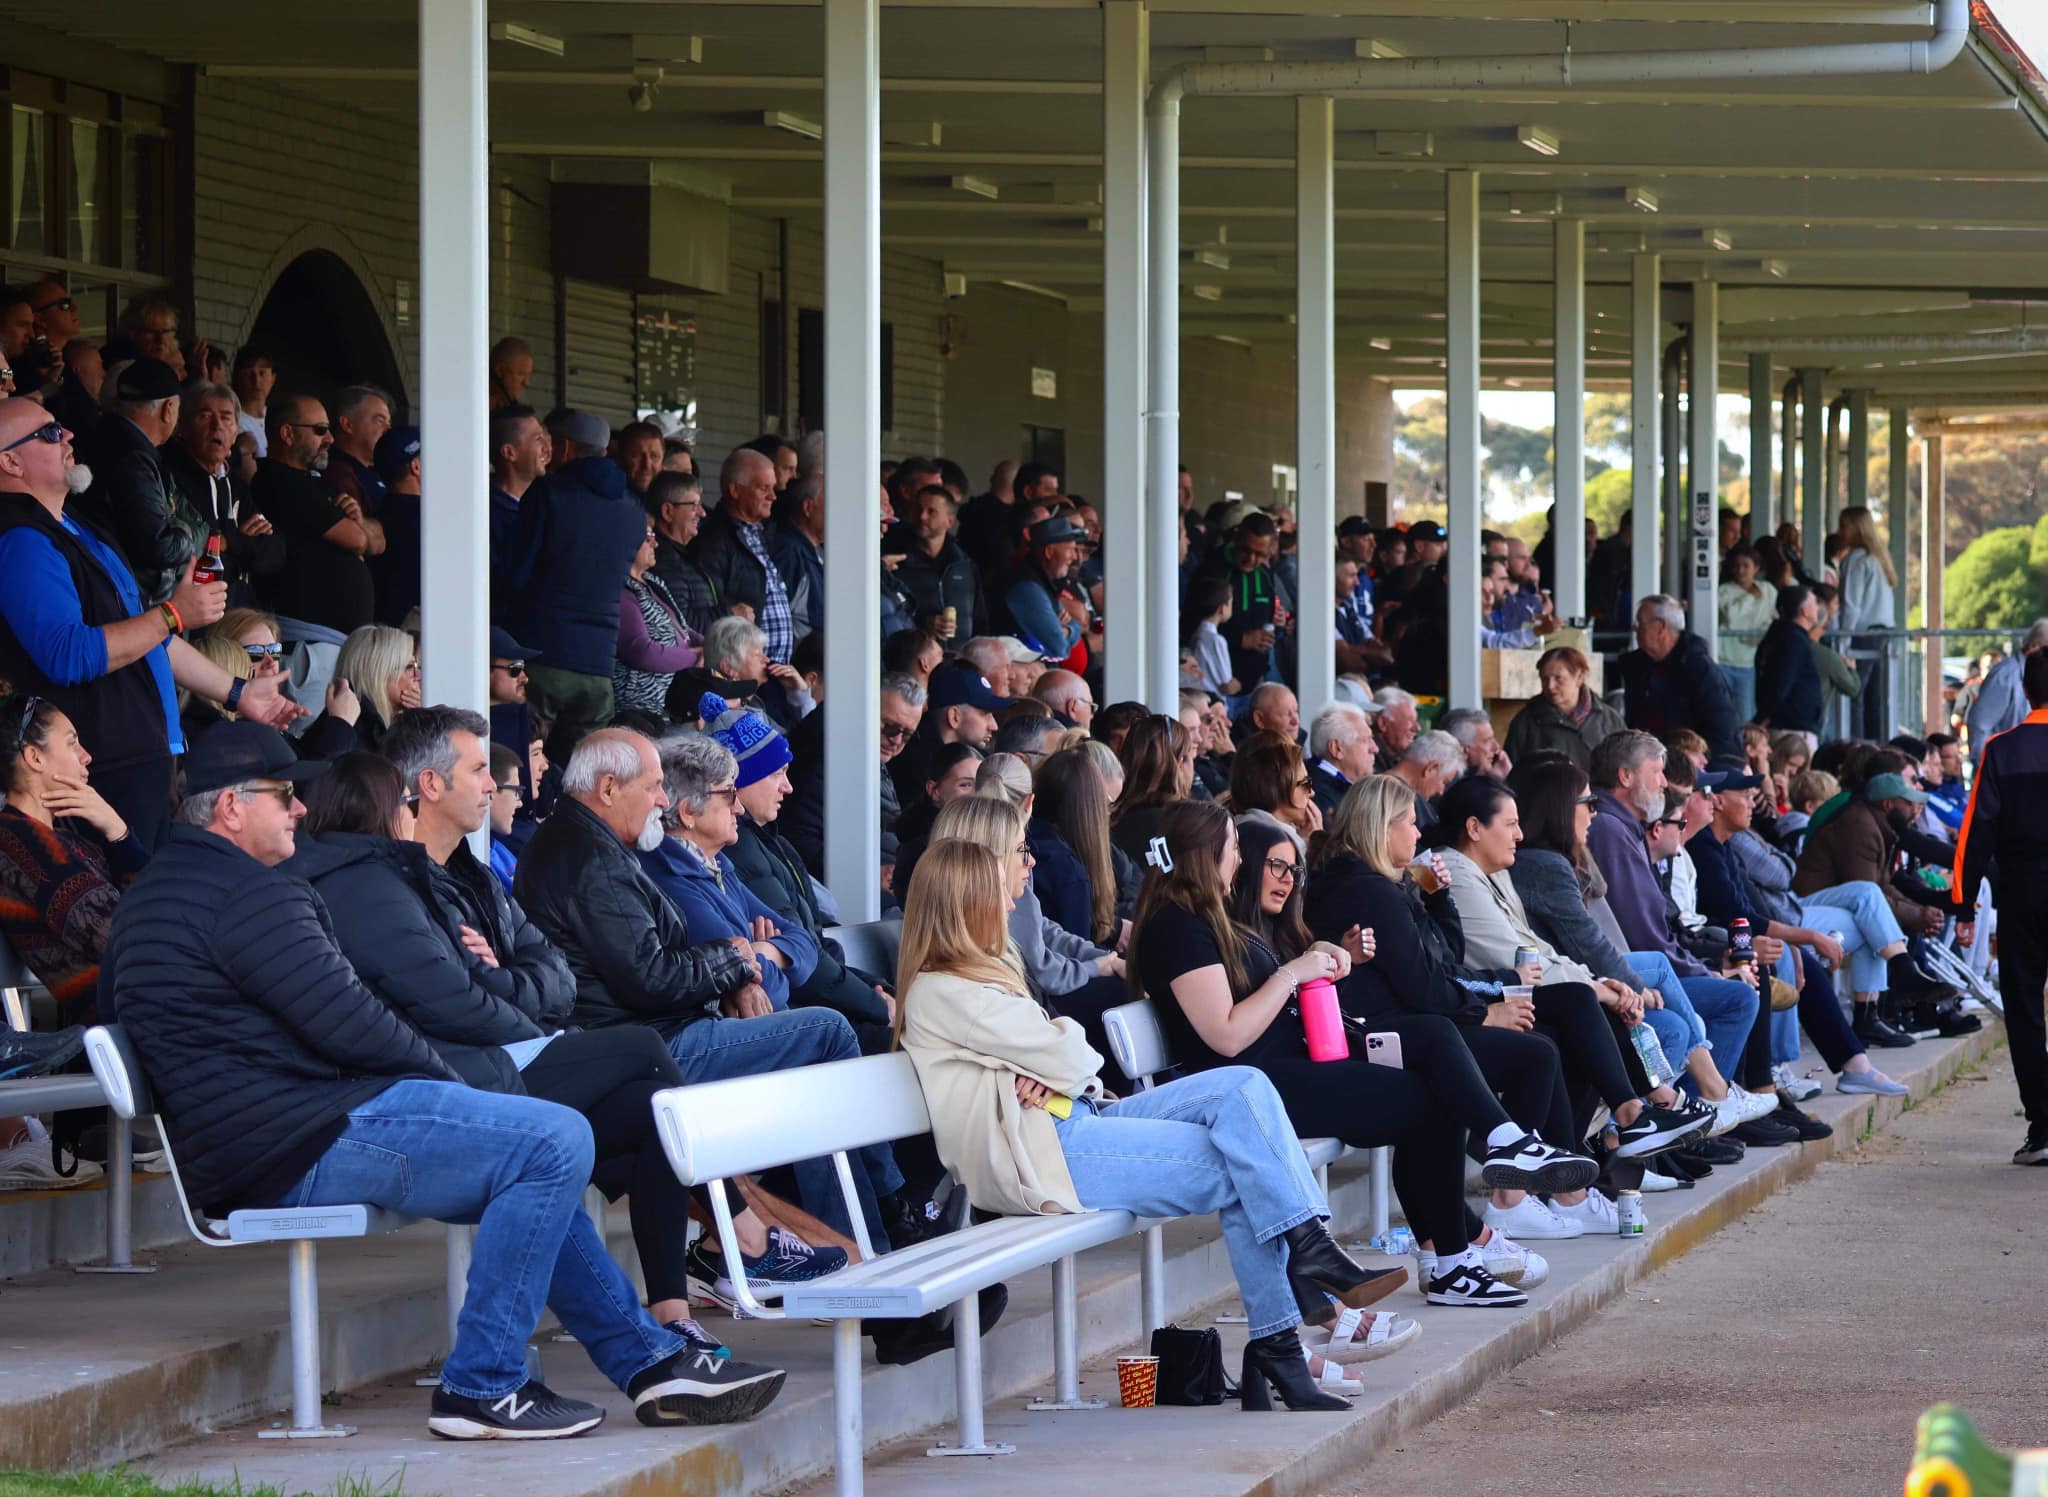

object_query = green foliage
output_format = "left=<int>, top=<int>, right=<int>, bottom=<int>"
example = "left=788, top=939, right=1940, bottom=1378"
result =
left=1584, top=467, right=1634, bottom=533
left=1943, top=523, right=2048, bottom=630
left=0, top=1471, right=404, bottom=1497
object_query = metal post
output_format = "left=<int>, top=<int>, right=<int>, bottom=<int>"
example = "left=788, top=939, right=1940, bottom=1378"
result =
left=1888, top=406, right=1911, bottom=634
left=822, top=0, right=884, bottom=918
left=1663, top=339, right=1685, bottom=598
left=1800, top=367, right=1827, bottom=563
left=1687, top=280, right=1719, bottom=652
left=1296, top=96, right=1337, bottom=720
left=1445, top=169, right=1482, bottom=710
left=1552, top=218, right=1586, bottom=621
left=833, top=1319, right=866, bottom=1497
left=78, top=1110, right=152, bottom=1274
left=927, top=1295, right=1016, bottom=1457
left=1748, top=353, right=1774, bottom=536
left=1369, top=1145, right=1392, bottom=1240
left=1847, top=390, right=1870, bottom=511
left=1629, top=253, right=1661, bottom=618
left=1923, top=434, right=1945, bottom=734
left=1780, top=377, right=1798, bottom=529
left=1140, top=1223, right=1166, bottom=1333
left=260, top=1240, right=351, bottom=1438
left=1145, top=92, right=1182, bottom=712
left=416, top=0, right=490, bottom=803
left=1823, top=397, right=1842, bottom=517
left=1102, top=0, right=1148, bottom=707
left=1028, top=1255, right=1105, bottom=1410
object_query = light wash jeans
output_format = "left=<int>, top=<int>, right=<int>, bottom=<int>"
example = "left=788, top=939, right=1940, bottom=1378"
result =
left=279, top=1079, right=683, bottom=1401
left=1625, top=949, right=1710, bottom=1087
left=1792, top=880, right=1907, bottom=994
left=665, top=1008, right=905, bottom=1244
left=1055, top=1065, right=1324, bottom=1339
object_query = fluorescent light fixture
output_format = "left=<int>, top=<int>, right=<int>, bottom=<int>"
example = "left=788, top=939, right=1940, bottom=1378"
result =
left=943, top=271, right=968, bottom=298
left=1369, top=337, right=1393, bottom=351
left=1191, top=248, right=1231, bottom=270
left=1705, top=227, right=1733, bottom=252
left=490, top=22, right=566, bottom=57
left=1191, top=285, right=1224, bottom=302
left=1374, top=131, right=1434, bottom=159
left=1517, top=125, right=1561, bottom=157
left=762, top=111, right=822, bottom=140
left=1356, top=38, right=1405, bottom=59
left=1762, top=259, right=1791, bottom=279
left=883, top=121, right=942, bottom=147
left=1624, top=185, right=1660, bottom=214
left=949, top=175, right=999, bottom=200
left=1508, top=192, right=1561, bottom=218
left=1213, top=335, right=1252, bottom=347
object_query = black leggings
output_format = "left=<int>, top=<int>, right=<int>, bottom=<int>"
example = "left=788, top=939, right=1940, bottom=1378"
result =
left=1257, top=1053, right=1473, bottom=1257
left=1529, top=982, right=1650, bottom=1138
left=1362, top=1012, right=1518, bottom=1137
left=517, top=1025, right=692, bottom=1305
left=1451, top=1021, right=1576, bottom=1151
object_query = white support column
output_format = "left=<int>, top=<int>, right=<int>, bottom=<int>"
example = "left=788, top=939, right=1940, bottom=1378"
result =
left=1552, top=218, right=1585, bottom=622
left=1629, top=252, right=1661, bottom=618
left=1922, top=434, right=1945, bottom=734
left=1748, top=352, right=1774, bottom=536
left=1799, top=366, right=1827, bottom=561
left=416, top=0, right=490, bottom=759
left=1846, top=389, right=1870, bottom=511
left=1295, top=96, right=1336, bottom=722
left=1101, top=0, right=1148, bottom=708
left=1686, top=279, right=1719, bottom=652
left=1888, top=405, right=1910, bottom=632
left=1445, top=170, right=1481, bottom=709
left=821, top=0, right=883, bottom=919
left=1144, top=94, right=1182, bottom=712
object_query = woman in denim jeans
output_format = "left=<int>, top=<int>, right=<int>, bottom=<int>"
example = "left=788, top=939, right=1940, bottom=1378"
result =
left=897, top=830, right=1395, bottom=1413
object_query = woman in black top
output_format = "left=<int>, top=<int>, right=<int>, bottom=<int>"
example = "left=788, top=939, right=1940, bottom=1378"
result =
left=1134, top=802, right=1586, bottom=1309
left=1111, top=713, right=1195, bottom=867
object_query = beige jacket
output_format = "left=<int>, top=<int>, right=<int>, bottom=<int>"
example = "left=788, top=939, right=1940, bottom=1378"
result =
left=1435, top=846, right=1603, bottom=989
left=899, top=970, right=1105, bottom=1217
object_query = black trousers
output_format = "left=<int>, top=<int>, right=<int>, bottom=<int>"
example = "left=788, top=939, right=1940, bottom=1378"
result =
left=1995, top=883, right=2048, bottom=1126
left=517, top=1025, right=693, bottom=1304
left=1529, top=981, right=1649, bottom=1138
left=1797, top=949, right=1864, bottom=1073
left=1257, top=1053, right=1473, bottom=1256
left=1451, top=1021, right=1576, bottom=1150
left=96, top=756, right=175, bottom=853
left=1363, top=1012, right=1520, bottom=1138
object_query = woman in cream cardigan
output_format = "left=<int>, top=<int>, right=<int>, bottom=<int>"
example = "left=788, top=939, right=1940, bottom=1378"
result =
left=896, top=832, right=1397, bottom=1412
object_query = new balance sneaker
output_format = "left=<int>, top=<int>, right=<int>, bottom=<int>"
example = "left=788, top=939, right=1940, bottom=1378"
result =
left=0, top=1025, right=84, bottom=1081
left=687, top=1229, right=849, bottom=1311
left=1481, top=1193, right=1584, bottom=1242
left=1711, top=1085, right=1780, bottom=1136
left=668, top=1318, right=730, bottom=1360
left=1424, top=1253, right=1529, bottom=1308
left=2014, top=1123, right=2048, bottom=1166
left=1772, top=1063, right=1824, bottom=1103
left=1547, top=1189, right=1621, bottom=1235
left=1772, top=1094, right=1834, bottom=1141
left=429, top=1380, right=605, bottom=1440
left=1836, top=1067, right=1908, bottom=1097
left=1479, top=1132, right=1601, bottom=1195
left=629, top=1345, right=786, bottom=1426
left=1613, top=1102, right=1712, bottom=1158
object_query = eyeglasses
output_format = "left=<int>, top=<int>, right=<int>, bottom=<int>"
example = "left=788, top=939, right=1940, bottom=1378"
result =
left=1656, top=816, right=1686, bottom=829
left=706, top=785, right=741, bottom=806
left=239, top=782, right=298, bottom=809
left=401, top=791, right=422, bottom=810
left=494, top=782, right=525, bottom=801
left=1, top=421, right=64, bottom=453
left=1015, top=841, right=1036, bottom=860
left=33, top=296, right=74, bottom=315
left=879, top=721, right=913, bottom=743
left=492, top=659, right=526, bottom=677
left=290, top=422, right=332, bottom=437
left=244, top=643, right=283, bottom=661
left=1574, top=794, right=1597, bottom=807
left=1264, top=857, right=1302, bottom=885
left=401, top=660, right=423, bottom=677
left=7, top=694, right=43, bottom=755
left=1294, top=777, right=1314, bottom=793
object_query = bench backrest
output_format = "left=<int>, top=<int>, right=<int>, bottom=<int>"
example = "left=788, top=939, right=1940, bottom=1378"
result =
left=825, top=918, right=902, bottom=985
left=84, top=1023, right=227, bottom=1247
left=652, top=1051, right=931, bottom=1187
left=1103, top=998, right=1171, bottom=1090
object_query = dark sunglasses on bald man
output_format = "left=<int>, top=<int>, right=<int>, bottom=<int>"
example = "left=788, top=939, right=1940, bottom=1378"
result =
left=1, top=421, right=65, bottom=452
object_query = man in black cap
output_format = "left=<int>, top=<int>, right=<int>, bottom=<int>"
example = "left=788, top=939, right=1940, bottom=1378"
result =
left=1002, top=514, right=1090, bottom=665
left=68, top=357, right=189, bottom=605
left=368, top=425, right=422, bottom=627
left=252, top=393, right=377, bottom=635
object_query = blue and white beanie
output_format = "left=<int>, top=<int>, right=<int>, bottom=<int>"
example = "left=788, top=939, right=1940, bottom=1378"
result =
left=700, top=693, right=794, bottom=788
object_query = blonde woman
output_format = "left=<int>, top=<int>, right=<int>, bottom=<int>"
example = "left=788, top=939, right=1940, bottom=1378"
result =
left=1834, top=505, right=1897, bottom=738
left=206, top=606, right=361, bottom=756
left=897, top=837, right=1392, bottom=1411
left=321, top=623, right=420, bottom=752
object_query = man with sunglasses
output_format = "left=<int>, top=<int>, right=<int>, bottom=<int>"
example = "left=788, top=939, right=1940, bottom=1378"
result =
left=252, top=393, right=375, bottom=634
left=25, top=279, right=79, bottom=357
left=0, top=398, right=302, bottom=849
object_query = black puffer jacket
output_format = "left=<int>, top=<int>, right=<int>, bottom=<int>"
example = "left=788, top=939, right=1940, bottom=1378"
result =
left=283, top=830, right=562, bottom=1093
left=101, top=827, right=458, bottom=1216
left=730, top=814, right=890, bottom=1026
left=514, top=796, right=754, bottom=1033
left=426, top=839, right=578, bottom=1029
left=1301, top=850, right=1502, bottom=1026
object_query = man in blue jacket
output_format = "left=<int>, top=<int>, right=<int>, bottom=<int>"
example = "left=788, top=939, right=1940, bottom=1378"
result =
left=1002, top=514, right=1089, bottom=665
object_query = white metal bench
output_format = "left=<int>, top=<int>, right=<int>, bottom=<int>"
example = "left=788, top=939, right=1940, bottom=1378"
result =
left=652, top=1051, right=1145, bottom=1497
left=821, top=916, right=902, bottom=985
left=1101, top=997, right=1392, bottom=1328
left=84, top=1024, right=415, bottom=1438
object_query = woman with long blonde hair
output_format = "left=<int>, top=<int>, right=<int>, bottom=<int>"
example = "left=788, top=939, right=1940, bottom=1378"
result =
left=1833, top=504, right=1897, bottom=738
left=324, top=623, right=420, bottom=751
left=897, top=837, right=1393, bottom=1412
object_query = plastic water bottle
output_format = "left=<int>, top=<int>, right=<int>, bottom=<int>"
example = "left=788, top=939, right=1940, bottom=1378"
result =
left=1300, top=977, right=1350, bottom=1062
left=1730, top=917, right=1755, bottom=968
left=1370, top=1226, right=1416, bottom=1257
left=1629, top=1021, right=1678, bottom=1088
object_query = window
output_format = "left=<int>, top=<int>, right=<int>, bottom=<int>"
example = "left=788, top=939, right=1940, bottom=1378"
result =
left=123, top=132, right=166, bottom=274
left=67, top=119, right=109, bottom=266
left=797, top=308, right=894, bottom=435
left=9, top=107, right=47, bottom=255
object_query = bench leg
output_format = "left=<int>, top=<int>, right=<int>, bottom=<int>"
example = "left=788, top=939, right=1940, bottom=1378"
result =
left=1028, top=1255, right=1105, bottom=1411
left=1139, top=1224, right=1166, bottom=1334
left=1369, top=1146, right=1392, bottom=1240
left=926, top=1295, right=1015, bottom=1458
left=75, top=1112, right=156, bottom=1276
left=260, top=1240, right=353, bottom=1438
left=833, top=1318, right=865, bottom=1497
left=417, top=1224, right=476, bottom=1387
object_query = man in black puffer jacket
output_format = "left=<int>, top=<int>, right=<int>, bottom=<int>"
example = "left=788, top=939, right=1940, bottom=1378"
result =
left=101, top=721, right=780, bottom=1439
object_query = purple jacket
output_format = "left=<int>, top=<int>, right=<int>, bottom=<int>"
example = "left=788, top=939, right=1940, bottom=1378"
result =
left=1584, top=788, right=1705, bottom=977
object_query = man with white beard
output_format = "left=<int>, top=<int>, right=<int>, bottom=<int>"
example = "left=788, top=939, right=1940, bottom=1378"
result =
left=0, top=397, right=300, bottom=848
left=511, top=729, right=911, bottom=1253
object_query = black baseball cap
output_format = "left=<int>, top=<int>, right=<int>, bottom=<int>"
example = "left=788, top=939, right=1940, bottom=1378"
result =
left=1028, top=515, right=1088, bottom=547
left=1337, top=516, right=1374, bottom=539
left=928, top=663, right=1005, bottom=712
left=112, top=357, right=181, bottom=403
left=489, top=625, right=540, bottom=662
left=1406, top=520, right=1446, bottom=543
left=181, top=721, right=330, bottom=797
left=1699, top=759, right=1764, bottom=792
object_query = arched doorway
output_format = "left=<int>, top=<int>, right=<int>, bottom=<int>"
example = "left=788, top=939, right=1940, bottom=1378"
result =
left=244, top=250, right=407, bottom=416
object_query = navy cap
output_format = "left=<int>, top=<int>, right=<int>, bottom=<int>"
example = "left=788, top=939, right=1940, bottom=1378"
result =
left=928, top=664, right=1005, bottom=712
left=181, top=721, right=330, bottom=797
left=488, top=625, right=539, bottom=662
left=374, top=425, right=421, bottom=483
left=112, top=357, right=180, bottom=403
left=1700, top=759, right=1764, bottom=792
left=1337, top=516, right=1374, bottom=539
left=1406, top=520, right=1446, bottom=543
left=1028, top=515, right=1087, bottom=547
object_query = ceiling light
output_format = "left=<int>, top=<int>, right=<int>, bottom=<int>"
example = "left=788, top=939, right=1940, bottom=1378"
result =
left=1356, top=38, right=1405, bottom=59
left=1191, top=285, right=1223, bottom=302
left=1508, top=192, right=1561, bottom=218
left=1191, top=248, right=1230, bottom=270
left=1369, top=337, right=1393, bottom=351
left=762, top=111, right=822, bottom=141
left=949, top=175, right=999, bottom=200
left=1517, top=125, right=1561, bottom=157
left=883, top=121, right=942, bottom=147
left=1374, top=131, right=1433, bottom=159
left=1762, top=259, right=1790, bottom=279
left=489, top=22, right=565, bottom=57
left=943, top=272, right=969, bottom=299
left=1624, top=185, right=1660, bottom=214
left=1705, top=228, right=1733, bottom=252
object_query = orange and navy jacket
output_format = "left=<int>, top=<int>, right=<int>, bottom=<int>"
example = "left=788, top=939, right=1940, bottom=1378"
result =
left=1953, top=706, right=2048, bottom=908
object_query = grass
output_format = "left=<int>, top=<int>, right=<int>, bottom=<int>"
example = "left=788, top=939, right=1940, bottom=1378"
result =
left=0, top=1472, right=406, bottom=1497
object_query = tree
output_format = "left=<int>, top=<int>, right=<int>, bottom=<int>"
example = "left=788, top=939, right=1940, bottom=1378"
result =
left=1585, top=466, right=1634, bottom=533
left=1944, top=522, right=2048, bottom=630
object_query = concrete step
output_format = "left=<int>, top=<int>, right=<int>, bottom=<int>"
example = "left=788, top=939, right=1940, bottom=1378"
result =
left=0, top=1167, right=189, bottom=1280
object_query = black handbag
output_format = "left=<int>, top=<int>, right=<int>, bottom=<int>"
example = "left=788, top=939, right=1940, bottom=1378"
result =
left=1147, top=1323, right=1237, bottom=1406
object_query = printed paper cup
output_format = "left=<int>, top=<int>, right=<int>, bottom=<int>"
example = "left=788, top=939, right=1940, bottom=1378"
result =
left=1116, top=1354, right=1160, bottom=1408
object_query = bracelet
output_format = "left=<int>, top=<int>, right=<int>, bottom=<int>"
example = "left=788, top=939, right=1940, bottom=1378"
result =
left=158, top=600, right=183, bottom=636
left=225, top=676, right=246, bottom=714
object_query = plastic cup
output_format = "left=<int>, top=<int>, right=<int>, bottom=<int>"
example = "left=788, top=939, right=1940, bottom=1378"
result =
left=1116, top=1355, right=1160, bottom=1408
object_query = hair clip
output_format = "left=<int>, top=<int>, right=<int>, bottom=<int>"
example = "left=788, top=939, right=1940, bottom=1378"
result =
left=1145, top=836, right=1174, bottom=873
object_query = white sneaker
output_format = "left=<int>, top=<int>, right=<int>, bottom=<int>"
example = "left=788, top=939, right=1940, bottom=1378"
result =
left=1548, top=1190, right=1624, bottom=1234
left=1712, top=1084, right=1780, bottom=1136
left=1639, top=1170, right=1681, bottom=1193
left=1424, top=1253, right=1529, bottom=1309
left=1474, top=1227, right=1548, bottom=1289
left=1482, top=1194, right=1584, bottom=1241
left=1771, top=1063, right=1823, bottom=1102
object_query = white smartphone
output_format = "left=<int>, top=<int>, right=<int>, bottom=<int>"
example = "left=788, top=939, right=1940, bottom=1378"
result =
left=1364, top=1031, right=1404, bottom=1070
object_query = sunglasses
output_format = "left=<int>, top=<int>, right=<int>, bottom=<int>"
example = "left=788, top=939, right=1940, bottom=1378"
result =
left=879, top=721, right=913, bottom=743
left=1264, top=857, right=1302, bottom=885
left=1574, top=794, right=1597, bottom=807
left=290, top=422, right=332, bottom=436
left=1, top=421, right=64, bottom=453
left=1656, top=816, right=1686, bottom=830
left=401, top=791, right=422, bottom=810
left=244, top=642, right=283, bottom=661
left=34, top=296, right=74, bottom=314
left=492, top=659, right=527, bottom=677
left=240, top=782, right=298, bottom=809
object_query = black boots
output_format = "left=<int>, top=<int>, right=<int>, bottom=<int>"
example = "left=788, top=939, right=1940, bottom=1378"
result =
left=1240, top=1329, right=1350, bottom=1412
left=1281, top=1220, right=1406, bottom=1318
left=1852, top=1001, right=1916, bottom=1049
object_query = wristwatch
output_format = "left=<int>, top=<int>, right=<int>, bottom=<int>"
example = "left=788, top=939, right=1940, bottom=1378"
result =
left=225, top=677, right=247, bottom=713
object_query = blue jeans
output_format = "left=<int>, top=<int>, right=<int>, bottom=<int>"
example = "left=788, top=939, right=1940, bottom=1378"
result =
left=1625, top=950, right=1710, bottom=1056
left=665, top=1009, right=905, bottom=1244
left=1055, top=1066, right=1324, bottom=1340
left=1793, top=881, right=1906, bottom=994
left=279, top=1080, right=683, bottom=1401
left=1721, top=664, right=1757, bottom=725
left=1675, top=973, right=1760, bottom=1089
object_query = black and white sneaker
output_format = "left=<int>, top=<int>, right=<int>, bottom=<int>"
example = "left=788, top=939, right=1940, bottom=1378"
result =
left=1479, top=1131, right=1600, bottom=1194
left=2015, top=1122, right=2048, bottom=1167
left=1613, top=1102, right=1713, bottom=1159
left=428, top=1379, right=604, bottom=1440
left=1425, top=1256, right=1528, bottom=1308
left=629, top=1345, right=787, bottom=1426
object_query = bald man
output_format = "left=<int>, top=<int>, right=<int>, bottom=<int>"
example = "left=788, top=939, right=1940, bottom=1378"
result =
left=0, top=399, right=302, bottom=847
left=690, top=447, right=796, bottom=662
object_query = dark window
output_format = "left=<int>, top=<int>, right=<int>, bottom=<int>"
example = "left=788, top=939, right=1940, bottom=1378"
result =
left=798, top=307, right=894, bottom=435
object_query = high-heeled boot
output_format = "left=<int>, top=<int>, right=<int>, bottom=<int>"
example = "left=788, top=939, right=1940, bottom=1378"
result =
left=1239, top=1329, right=1351, bottom=1411
left=1282, top=1219, right=1406, bottom=1311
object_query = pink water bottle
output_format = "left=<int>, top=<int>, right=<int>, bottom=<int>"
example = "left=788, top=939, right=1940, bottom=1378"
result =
left=1299, top=977, right=1350, bottom=1062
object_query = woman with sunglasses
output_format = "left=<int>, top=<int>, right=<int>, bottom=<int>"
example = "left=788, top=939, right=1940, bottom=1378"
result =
left=1228, top=733, right=1322, bottom=839
left=0, top=689, right=147, bottom=1025
left=182, top=609, right=361, bottom=758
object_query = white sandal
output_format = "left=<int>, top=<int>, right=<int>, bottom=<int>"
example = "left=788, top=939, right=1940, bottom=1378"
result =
left=1300, top=1306, right=1421, bottom=1365
left=1302, top=1346, right=1363, bottom=1395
